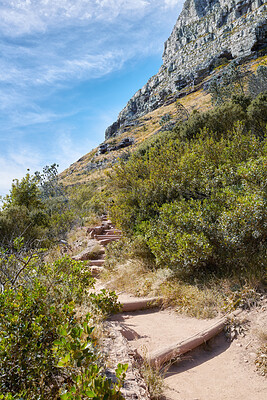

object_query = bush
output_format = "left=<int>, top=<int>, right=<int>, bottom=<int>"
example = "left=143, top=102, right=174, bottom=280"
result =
left=247, top=91, right=267, bottom=139
left=0, top=252, right=123, bottom=399
left=108, top=98, right=267, bottom=281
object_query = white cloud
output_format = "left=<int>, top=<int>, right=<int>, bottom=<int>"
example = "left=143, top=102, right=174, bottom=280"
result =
left=0, top=146, right=42, bottom=196
left=164, top=0, right=180, bottom=7
left=0, top=0, right=152, bottom=35
left=0, top=1, right=182, bottom=36
left=0, top=0, right=184, bottom=192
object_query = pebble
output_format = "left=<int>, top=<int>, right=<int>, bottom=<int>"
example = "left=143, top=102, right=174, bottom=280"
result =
left=102, top=321, right=150, bottom=400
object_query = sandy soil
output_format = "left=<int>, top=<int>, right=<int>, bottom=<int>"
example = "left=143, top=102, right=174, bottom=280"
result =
left=110, top=293, right=267, bottom=400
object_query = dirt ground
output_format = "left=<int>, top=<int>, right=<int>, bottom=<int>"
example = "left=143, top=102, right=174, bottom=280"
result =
left=110, top=293, right=267, bottom=400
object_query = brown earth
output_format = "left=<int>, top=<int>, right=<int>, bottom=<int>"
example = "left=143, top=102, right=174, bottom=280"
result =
left=110, top=292, right=267, bottom=400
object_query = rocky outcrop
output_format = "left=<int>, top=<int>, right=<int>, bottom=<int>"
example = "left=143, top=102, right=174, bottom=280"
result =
left=105, top=0, right=267, bottom=139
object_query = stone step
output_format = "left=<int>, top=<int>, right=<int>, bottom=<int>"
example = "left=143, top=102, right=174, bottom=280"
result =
left=95, top=235, right=121, bottom=240
left=89, top=259, right=105, bottom=266
left=99, top=238, right=120, bottom=246
left=103, top=230, right=122, bottom=236
left=89, top=266, right=104, bottom=277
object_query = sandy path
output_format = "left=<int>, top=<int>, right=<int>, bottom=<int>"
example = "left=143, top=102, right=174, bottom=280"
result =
left=109, top=293, right=267, bottom=400
left=111, top=308, right=217, bottom=356
left=164, top=333, right=266, bottom=400
left=89, top=222, right=266, bottom=399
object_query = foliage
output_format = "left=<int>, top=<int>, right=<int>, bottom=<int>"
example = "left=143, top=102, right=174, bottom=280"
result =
left=34, top=164, right=64, bottom=199
left=0, top=249, right=124, bottom=399
left=0, top=282, right=68, bottom=399
left=108, top=94, right=267, bottom=282
left=3, top=173, right=43, bottom=211
left=207, top=60, right=248, bottom=105
left=159, top=113, right=171, bottom=126
left=140, top=360, right=164, bottom=400
left=0, top=166, right=78, bottom=248
left=222, top=284, right=262, bottom=313
left=175, top=100, right=247, bottom=141
left=54, top=320, right=127, bottom=400
left=247, top=91, right=267, bottom=139
left=0, top=238, right=43, bottom=290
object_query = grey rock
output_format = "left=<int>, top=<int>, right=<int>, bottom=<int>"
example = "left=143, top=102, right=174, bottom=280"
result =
left=105, top=0, right=267, bottom=139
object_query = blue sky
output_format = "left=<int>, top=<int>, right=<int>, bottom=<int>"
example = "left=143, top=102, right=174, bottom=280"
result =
left=0, top=0, right=183, bottom=195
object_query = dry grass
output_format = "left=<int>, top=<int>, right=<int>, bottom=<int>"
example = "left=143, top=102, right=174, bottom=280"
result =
left=140, top=356, right=165, bottom=400
left=161, top=281, right=221, bottom=319
left=59, top=86, right=213, bottom=188
left=255, top=344, right=267, bottom=376
left=256, top=329, right=267, bottom=344
left=102, top=260, right=221, bottom=319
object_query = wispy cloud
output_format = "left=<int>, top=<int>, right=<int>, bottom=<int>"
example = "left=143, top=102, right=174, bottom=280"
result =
left=0, top=145, right=42, bottom=195
left=0, top=1, right=180, bottom=36
left=0, top=0, right=183, bottom=194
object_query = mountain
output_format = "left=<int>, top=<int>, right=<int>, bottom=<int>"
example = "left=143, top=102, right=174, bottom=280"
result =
left=105, top=0, right=267, bottom=139
left=60, top=0, right=266, bottom=187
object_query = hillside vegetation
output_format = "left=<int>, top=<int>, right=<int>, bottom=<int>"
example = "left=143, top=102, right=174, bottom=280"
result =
left=0, top=167, right=126, bottom=399
left=108, top=92, right=266, bottom=282
left=97, top=61, right=267, bottom=317
left=0, top=59, right=266, bottom=398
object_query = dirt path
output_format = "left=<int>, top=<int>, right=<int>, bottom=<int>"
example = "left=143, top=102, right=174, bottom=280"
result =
left=164, top=332, right=266, bottom=400
left=109, top=292, right=267, bottom=400
left=83, top=221, right=266, bottom=399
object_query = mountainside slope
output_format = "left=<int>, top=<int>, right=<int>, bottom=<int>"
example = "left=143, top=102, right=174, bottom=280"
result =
left=105, top=0, right=267, bottom=139
left=60, top=55, right=265, bottom=188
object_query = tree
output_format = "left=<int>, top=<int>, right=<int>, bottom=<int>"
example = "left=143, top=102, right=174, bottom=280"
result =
left=207, top=61, right=249, bottom=105
left=2, top=172, right=43, bottom=211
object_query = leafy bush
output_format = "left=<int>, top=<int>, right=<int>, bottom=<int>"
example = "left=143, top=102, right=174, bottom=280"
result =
left=0, top=252, right=124, bottom=399
left=247, top=91, right=267, bottom=139
left=108, top=95, right=267, bottom=281
left=54, top=320, right=127, bottom=399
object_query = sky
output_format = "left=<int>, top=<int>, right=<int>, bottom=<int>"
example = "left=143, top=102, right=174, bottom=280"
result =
left=0, top=0, right=183, bottom=196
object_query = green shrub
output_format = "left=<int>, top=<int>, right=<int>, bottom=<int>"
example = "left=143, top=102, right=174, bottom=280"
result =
left=0, top=252, right=123, bottom=399
left=108, top=98, right=266, bottom=281
left=247, top=91, right=267, bottom=139
left=54, top=320, right=127, bottom=399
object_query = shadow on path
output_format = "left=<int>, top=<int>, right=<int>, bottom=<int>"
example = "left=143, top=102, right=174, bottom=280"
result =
left=110, top=307, right=162, bottom=321
left=165, top=332, right=231, bottom=377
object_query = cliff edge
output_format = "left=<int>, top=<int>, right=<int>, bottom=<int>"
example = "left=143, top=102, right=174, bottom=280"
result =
left=105, top=0, right=267, bottom=139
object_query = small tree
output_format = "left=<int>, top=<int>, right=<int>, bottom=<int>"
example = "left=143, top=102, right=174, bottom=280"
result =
left=175, top=101, right=189, bottom=121
left=2, top=172, right=42, bottom=211
left=207, top=61, right=249, bottom=105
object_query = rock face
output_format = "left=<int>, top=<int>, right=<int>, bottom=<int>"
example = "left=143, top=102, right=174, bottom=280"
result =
left=105, top=0, right=267, bottom=139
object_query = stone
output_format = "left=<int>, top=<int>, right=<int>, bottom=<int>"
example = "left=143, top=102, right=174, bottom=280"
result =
left=105, top=0, right=267, bottom=140
left=102, top=321, right=150, bottom=399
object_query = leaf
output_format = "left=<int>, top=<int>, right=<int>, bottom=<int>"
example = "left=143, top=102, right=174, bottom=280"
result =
left=57, top=352, right=71, bottom=367
left=85, top=390, right=96, bottom=397
left=53, top=339, right=63, bottom=346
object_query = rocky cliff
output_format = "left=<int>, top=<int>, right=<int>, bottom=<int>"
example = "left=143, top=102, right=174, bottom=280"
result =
left=105, top=0, right=267, bottom=139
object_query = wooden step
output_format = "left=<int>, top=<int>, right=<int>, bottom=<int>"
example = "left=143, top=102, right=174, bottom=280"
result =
left=104, top=231, right=122, bottom=236
left=89, top=259, right=105, bottom=266
left=99, top=238, right=120, bottom=246
left=95, top=235, right=121, bottom=240
left=121, top=297, right=163, bottom=312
